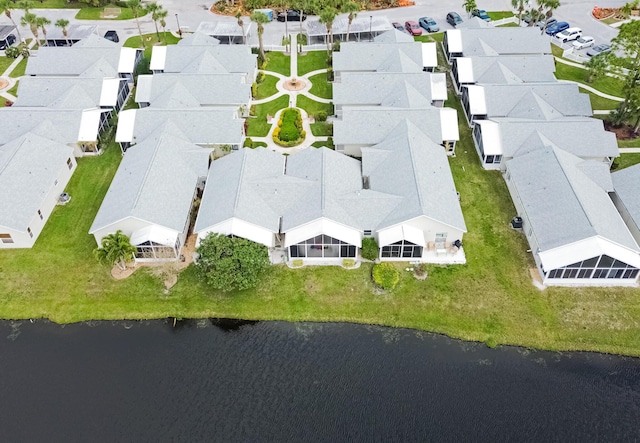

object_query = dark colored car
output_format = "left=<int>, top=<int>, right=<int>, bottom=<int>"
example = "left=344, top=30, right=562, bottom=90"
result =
left=446, top=12, right=463, bottom=27
left=587, top=43, right=611, bottom=57
left=471, top=9, right=490, bottom=21
left=277, top=9, right=306, bottom=22
left=545, top=21, right=569, bottom=35
left=0, top=33, right=16, bottom=50
left=392, top=22, right=407, bottom=33
left=405, top=21, right=422, bottom=36
left=538, top=17, right=557, bottom=29
left=104, top=30, right=119, bottom=43
left=419, top=17, right=439, bottom=32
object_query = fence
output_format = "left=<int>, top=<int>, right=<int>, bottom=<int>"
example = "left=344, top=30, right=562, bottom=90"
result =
left=491, top=16, right=519, bottom=27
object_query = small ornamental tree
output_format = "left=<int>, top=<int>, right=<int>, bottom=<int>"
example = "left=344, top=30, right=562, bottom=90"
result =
left=196, top=233, right=270, bottom=292
left=372, top=262, right=400, bottom=290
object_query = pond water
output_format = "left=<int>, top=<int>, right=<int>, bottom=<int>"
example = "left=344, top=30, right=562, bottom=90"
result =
left=0, top=319, right=639, bottom=441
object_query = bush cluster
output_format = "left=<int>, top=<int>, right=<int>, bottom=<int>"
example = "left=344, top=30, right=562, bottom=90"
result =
left=256, top=72, right=266, bottom=84
left=316, top=111, right=328, bottom=122
left=251, top=82, right=258, bottom=98
left=361, top=238, right=379, bottom=261
left=273, top=108, right=305, bottom=147
left=372, top=263, right=400, bottom=290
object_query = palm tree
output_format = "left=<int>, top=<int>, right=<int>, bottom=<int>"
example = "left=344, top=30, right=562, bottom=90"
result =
left=127, top=0, right=147, bottom=48
left=20, top=12, right=38, bottom=46
left=462, top=0, right=477, bottom=17
left=537, top=0, right=561, bottom=34
left=236, top=12, right=246, bottom=45
left=157, top=9, right=168, bottom=43
left=250, top=11, right=269, bottom=62
left=93, top=230, right=137, bottom=271
left=342, top=0, right=360, bottom=42
left=0, top=0, right=23, bottom=43
left=36, top=16, right=50, bottom=46
left=147, top=2, right=164, bottom=42
left=319, top=6, right=338, bottom=52
left=55, top=18, right=69, bottom=46
left=511, top=0, right=529, bottom=24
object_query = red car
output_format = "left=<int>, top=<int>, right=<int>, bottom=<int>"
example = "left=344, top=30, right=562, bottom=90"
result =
left=405, top=21, right=422, bottom=36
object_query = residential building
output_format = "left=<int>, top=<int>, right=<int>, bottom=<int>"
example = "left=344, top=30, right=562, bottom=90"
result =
left=611, top=164, right=640, bottom=246
left=90, top=131, right=210, bottom=261
left=195, top=21, right=252, bottom=44
left=45, top=24, right=98, bottom=47
left=0, top=133, right=76, bottom=249
left=504, top=146, right=640, bottom=286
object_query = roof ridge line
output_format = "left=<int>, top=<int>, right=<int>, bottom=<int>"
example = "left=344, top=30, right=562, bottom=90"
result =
left=131, top=134, right=165, bottom=211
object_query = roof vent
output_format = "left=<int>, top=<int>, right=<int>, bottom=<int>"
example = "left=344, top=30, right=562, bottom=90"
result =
left=362, top=176, right=370, bottom=189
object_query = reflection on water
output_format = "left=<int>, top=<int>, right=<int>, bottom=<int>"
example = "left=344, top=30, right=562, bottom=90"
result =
left=0, top=319, right=639, bottom=441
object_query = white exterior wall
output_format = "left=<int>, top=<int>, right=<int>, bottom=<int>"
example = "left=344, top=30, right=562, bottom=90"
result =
left=0, top=157, right=76, bottom=249
left=196, top=218, right=276, bottom=248
left=340, top=144, right=367, bottom=157
left=92, top=217, right=155, bottom=247
left=376, top=216, right=465, bottom=263
left=284, top=218, right=362, bottom=249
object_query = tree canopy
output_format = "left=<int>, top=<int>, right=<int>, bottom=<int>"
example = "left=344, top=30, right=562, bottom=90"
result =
left=93, top=230, right=137, bottom=270
left=196, top=233, right=270, bottom=292
left=608, top=20, right=640, bottom=131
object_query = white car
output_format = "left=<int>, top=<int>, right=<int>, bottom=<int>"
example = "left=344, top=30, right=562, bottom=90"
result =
left=572, top=36, right=594, bottom=50
left=555, top=27, right=582, bottom=43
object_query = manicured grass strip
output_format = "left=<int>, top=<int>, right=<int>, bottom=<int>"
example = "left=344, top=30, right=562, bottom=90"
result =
left=308, top=73, right=332, bottom=99
left=310, top=122, right=332, bottom=136
left=296, top=95, right=332, bottom=119
left=497, top=22, right=520, bottom=27
left=578, top=87, right=621, bottom=110
left=297, top=50, right=328, bottom=75
left=488, top=11, right=515, bottom=20
left=247, top=94, right=289, bottom=137
left=9, top=58, right=27, bottom=78
left=0, top=56, right=14, bottom=75
left=415, top=32, right=443, bottom=43
left=264, top=52, right=290, bottom=76
left=7, top=81, right=18, bottom=97
left=124, top=32, right=180, bottom=49
left=618, top=138, right=640, bottom=148
left=256, top=74, right=279, bottom=100
left=75, top=6, right=138, bottom=20
left=554, top=62, right=625, bottom=98
left=614, top=153, right=640, bottom=169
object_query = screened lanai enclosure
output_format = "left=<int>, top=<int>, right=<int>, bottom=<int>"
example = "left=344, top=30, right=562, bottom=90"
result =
left=545, top=255, right=640, bottom=281
left=289, top=235, right=357, bottom=259
left=304, top=16, right=392, bottom=45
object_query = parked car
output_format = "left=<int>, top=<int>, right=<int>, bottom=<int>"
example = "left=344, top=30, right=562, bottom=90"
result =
left=538, top=17, right=557, bottom=29
left=446, top=12, right=463, bottom=27
left=572, top=36, right=594, bottom=50
left=103, top=30, right=119, bottom=43
left=276, top=9, right=306, bottom=22
left=554, top=27, right=582, bottom=43
left=471, top=9, right=491, bottom=21
left=545, top=21, right=569, bottom=35
left=392, top=22, right=407, bottom=33
left=0, top=33, right=16, bottom=50
left=405, top=21, right=422, bottom=36
left=587, top=43, right=611, bottom=57
left=418, top=17, right=439, bottom=32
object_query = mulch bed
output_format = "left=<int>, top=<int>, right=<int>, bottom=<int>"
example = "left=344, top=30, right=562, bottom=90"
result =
left=604, top=121, right=640, bottom=141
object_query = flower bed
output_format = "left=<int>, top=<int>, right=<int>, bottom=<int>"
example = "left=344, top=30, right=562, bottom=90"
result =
left=592, top=7, right=618, bottom=20
left=272, top=108, right=306, bottom=147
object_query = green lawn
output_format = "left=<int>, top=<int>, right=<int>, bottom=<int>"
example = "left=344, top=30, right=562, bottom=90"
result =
left=614, top=153, right=640, bottom=169
left=496, top=22, right=520, bottom=27
left=9, top=58, right=27, bottom=78
left=297, top=50, right=328, bottom=76
left=256, top=74, right=279, bottom=100
left=296, top=95, right=332, bottom=119
left=124, top=32, right=180, bottom=51
left=578, top=87, right=621, bottom=110
left=308, top=73, right=332, bottom=99
left=75, top=6, right=138, bottom=20
left=7, top=81, right=18, bottom=97
left=247, top=95, right=289, bottom=137
left=0, top=56, right=15, bottom=75
left=554, top=62, right=625, bottom=98
left=488, top=11, right=515, bottom=20
left=415, top=32, right=443, bottom=43
left=310, top=122, right=332, bottom=136
left=618, top=138, right=640, bottom=148
left=264, top=52, right=291, bottom=76
left=21, top=0, right=78, bottom=8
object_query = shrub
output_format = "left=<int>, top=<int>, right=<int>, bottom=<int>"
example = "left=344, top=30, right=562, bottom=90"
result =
left=372, top=263, right=400, bottom=290
left=361, top=238, right=379, bottom=261
left=414, top=263, right=428, bottom=278
left=292, top=259, right=304, bottom=267
left=251, top=82, right=258, bottom=98
left=249, top=104, right=257, bottom=116
left=272, top=108, right=305, bottom=146
left=256, top=72, right=266, bottom=84
left=243, top=137, right=253, bottom=148
left=316, top=111, right=328, bottom=122
left=326, top=68, right=334, bottom=81
left=342, top=258, right=355, bottom=268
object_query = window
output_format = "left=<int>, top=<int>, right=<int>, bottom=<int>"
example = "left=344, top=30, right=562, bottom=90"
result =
left=381, top=240, right=423, bottom=259
left=134, top=240, right=177, bottom=260
left=27, top=227, right=33, bottom=238
left=547, top=255, right=639, bottom=280
left=67, top=158, right=73, bottom=170
left=364, top=230, right=372, bottom=236
left=0, top=234, right=14, bottom=244
left=38, top=210, right=43, bottom=220
left=486, top=155, right=494, bottom=164
left=288, top=235, right=356, bottom=259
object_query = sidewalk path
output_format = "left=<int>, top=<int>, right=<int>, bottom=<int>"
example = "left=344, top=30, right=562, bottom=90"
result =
left=0, top=39, right=37, bottom=102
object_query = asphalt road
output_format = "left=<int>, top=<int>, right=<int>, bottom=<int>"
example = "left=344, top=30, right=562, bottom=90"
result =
left=0, top=0, right=625, bottom=48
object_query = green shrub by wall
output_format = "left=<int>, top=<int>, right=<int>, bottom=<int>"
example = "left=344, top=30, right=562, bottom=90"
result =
left=361, top=238, right=379, bottom=261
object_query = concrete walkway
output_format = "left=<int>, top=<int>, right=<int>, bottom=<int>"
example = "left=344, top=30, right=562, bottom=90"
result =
left=249, top=33, right=332, bottom=153
left=0, top=39, right=37, bottom=103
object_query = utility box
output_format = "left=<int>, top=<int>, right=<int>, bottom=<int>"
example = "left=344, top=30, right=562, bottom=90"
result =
left=255, top=9, right=274, bottom=21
